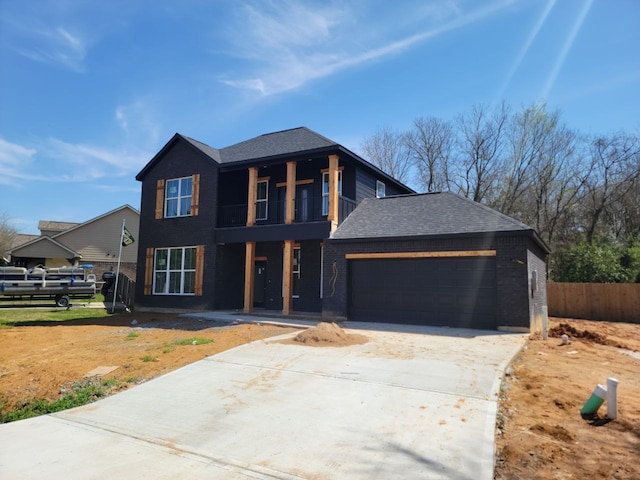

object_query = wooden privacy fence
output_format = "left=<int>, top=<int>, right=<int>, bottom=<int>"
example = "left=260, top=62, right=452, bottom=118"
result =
left=547, top=283, right=640, bottom=323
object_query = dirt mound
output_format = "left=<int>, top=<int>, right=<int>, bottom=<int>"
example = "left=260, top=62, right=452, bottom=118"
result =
left=548, top=322, right=628, bottom=349
left=292, top=322, right=368, bottom=347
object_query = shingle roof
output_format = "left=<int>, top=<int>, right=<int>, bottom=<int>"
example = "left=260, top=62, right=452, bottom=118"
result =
left=181, top=135, right=222, bottom=162
left=332, top=192, right=542, bottom=242
left=37, top=221, right=80, bottom=233
left=218, top=127, right=337, bottom=163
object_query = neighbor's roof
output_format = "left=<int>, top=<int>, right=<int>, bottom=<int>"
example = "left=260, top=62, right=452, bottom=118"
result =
left=218, top=127, right=337, bottom=164
left=37, top=220, right=80, bottom=233
left=331, top=192, right=549, bottom=251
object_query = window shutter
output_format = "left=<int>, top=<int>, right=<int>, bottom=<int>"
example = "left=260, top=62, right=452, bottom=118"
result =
left=195, top=245, right=205, bottom=296
left=144, top=248, right=154, bottom=295
left=191, top=174, right=200, bottom=216
left=155, top=179, right=165, bottom=219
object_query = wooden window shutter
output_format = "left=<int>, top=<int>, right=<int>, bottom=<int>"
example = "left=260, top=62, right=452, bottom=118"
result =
left=195, top=245, right=205, bottom=296
left=155, top=179, right=165, bottom=219
left=144, top=248, right=154, bottom=295
left=191, top=174, right=200, bottom=216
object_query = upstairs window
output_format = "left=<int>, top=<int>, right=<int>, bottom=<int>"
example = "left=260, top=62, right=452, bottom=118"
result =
left=165, top=176, right=193, bottom=217
left=322, top=171, right=343, bottom=216
left=256, top=179, right=269, bottom=220
left=376, top=180, right=386, bottom=198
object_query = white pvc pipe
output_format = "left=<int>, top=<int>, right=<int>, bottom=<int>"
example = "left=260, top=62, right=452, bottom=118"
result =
left=607, top=377, right=619, bottom=420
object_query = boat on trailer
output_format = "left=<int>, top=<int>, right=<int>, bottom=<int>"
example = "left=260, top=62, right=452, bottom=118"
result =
left=0, top=265, right=96, bottom=307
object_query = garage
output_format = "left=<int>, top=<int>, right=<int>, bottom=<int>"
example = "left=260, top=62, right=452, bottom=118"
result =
left=348, top=254, right=497, bottom=329
left=322, top=192, right=550, bottom=332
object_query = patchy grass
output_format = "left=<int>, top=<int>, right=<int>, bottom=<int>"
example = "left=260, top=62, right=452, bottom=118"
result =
left=125, top=332, right=140, bottom=340
left=0, top=308, right=111, bottom=326
left=174, top=337, right=213, bottom=346
left=141, top=355, right=158, bottom=363
left=2, top=379, right=107, bottom=423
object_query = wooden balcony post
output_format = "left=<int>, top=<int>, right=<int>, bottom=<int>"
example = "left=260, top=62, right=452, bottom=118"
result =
left=282, top=240, right=294, bottom=315
left=243, top=241, right=256, bottom=313
left=285, top=161, right=296, bottom=224
left=246, top=167, right=258, bottom=226
left=328, top=154, right=339, bottom=231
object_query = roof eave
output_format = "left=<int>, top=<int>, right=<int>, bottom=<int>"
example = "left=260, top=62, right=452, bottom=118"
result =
left=329, top=228, right=550, bottom=252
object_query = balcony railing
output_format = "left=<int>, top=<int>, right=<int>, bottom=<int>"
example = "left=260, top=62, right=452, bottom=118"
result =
left=217, top=196, right=357, bottom=228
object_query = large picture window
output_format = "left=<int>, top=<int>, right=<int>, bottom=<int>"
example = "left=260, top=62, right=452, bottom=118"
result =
left=153, top=246, right=197, bottom=295
left=322, top=171, right=342, bottom=216
left=165, top=176, right=193, bottom=217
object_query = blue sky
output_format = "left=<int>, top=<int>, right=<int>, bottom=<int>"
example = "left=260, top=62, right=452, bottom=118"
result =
left=1, top=0, right=639, bottom=234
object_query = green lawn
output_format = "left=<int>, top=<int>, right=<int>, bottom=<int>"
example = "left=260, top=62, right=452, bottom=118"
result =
left=0, top=298, right=111, bottom=326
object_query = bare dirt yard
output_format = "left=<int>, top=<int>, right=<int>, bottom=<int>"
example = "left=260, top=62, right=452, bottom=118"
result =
left=0, top=311, right=638, bottom=479
left=495, top=318, right=640, bottom=480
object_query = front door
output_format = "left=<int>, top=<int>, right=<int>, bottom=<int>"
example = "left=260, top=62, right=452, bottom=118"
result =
left=253, top=261, right=267, bottom=307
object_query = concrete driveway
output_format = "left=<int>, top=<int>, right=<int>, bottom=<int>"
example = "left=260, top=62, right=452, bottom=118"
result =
left=0, top=317, right=525, bottom=480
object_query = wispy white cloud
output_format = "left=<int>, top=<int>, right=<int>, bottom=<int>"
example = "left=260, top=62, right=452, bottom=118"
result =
left=115, top=99, right=162, bottom=147
left=47, top=138, right=151, bottom=179
left=0, top=138, right=41, bottom=184
left=540, top=0, right=595, bottom=99
left=0, top=136, right=150, bottom=186
left=15, top=26, right=88, bottom=72
left=221, top=1, right=514, bottom=97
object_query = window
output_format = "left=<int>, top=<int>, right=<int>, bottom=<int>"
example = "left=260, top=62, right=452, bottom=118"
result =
left=292, top=246, right=301, bottom=298
left=322, top=171, right=343, bottom=216
left=256, top=180, right=268, bottom=220
left=165, top=177, right=193, bottom=217
left=153, top=247, right=197, bottom=295
left=376, top=180, right=386, bottom=198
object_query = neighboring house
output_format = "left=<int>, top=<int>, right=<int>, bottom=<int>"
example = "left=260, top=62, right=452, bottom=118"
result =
left=8, top=205, right=140, bottom=280
left=135, top=127, right=548, bottom=332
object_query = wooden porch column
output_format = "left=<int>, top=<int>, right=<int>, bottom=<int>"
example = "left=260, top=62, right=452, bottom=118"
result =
left=327, top=154, right=339, bottom=232
left=243, top=241, right=256, bottom=313
left=282, top=239, right=294, bottom=315
left=246, top=167, right=258, bottom=226
left=285, top=161, right=296, bottom=224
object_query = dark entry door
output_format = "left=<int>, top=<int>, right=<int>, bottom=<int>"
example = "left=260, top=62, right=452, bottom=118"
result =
left=348, top=256, right=497, bottom=330
left=253, top=261, right=267, bottom=307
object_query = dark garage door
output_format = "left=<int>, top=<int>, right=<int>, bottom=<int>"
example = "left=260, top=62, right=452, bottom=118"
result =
left=348, top=256, right=497, bottom=330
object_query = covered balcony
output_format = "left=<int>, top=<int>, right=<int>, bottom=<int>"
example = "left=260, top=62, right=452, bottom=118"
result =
left=217, top=196, right=357, bottom=228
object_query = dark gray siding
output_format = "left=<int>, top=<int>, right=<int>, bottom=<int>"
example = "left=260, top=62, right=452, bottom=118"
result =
left=135, top=140, right=219, bottom=310
left=214, top=243, right=245, bottom=310
left=292, top=240, right=322, bottom=312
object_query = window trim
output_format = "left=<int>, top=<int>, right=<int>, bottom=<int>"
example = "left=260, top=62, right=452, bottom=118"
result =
left=164, top=176, right=193, bottom=218
left=376, top=180, right=386, bottom=198
left=153, top=246, right=197, bottom=295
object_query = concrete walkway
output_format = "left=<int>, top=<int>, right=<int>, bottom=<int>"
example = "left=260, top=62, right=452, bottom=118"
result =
left=0, top=314, right=525, bottom=479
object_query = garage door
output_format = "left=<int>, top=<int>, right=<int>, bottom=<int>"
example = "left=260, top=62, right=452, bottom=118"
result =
left=348, top=256, right=497, bottom=329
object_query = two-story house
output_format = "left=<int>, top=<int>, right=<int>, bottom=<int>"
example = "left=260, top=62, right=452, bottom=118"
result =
left=135, top=126, right=549, bottom=333
left=134, top=127, right=412, bottom=316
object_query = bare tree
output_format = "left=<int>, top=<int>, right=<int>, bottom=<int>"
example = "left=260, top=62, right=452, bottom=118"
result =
left=0, top=211, right=17, bottom=262
left=360, top=126, right=413, bottom=184
left=580, top=133, right=640, bottom=243
left=496, top=103, right=558, bottom=218
left=453, top=103, right=508, bottom=204
left=528, top=126, right=590, bottom=248
left=406, top=117, right=453, bottom=192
